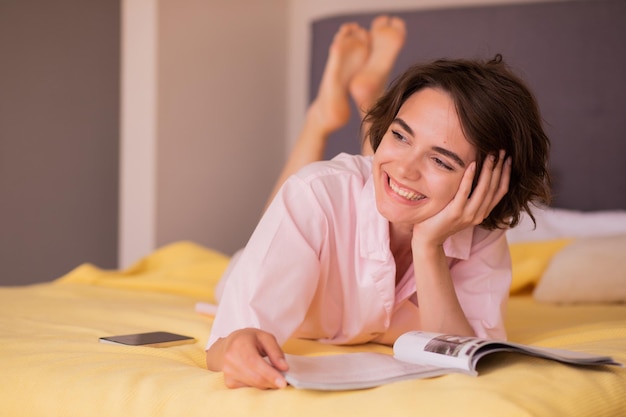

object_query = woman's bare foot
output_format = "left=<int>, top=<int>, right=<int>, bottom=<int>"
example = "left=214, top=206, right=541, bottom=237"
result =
left=308, top=22, right=370, bottom=135
left=350, top=16, right=406, bottom=154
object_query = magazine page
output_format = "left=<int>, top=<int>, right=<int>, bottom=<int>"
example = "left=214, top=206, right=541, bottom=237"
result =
left=394, top=331, right=622, bottom=373
left=470, top=341, right=623, bottom=368
left=393, top=331, right=489, bottom=373
left=283, top=352, right=456, bottom=391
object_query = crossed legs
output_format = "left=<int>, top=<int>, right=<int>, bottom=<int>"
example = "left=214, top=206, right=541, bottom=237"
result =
left=264, top=16, right=406, bottom=210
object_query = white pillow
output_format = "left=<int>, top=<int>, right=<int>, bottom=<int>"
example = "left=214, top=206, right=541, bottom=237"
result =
left=507, top=207, right=626, bottom=243
left=533, top=233, right=626, bottom=304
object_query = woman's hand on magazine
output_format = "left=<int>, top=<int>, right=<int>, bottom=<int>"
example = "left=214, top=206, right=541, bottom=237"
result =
left=206, top=328, right=289, bottom=389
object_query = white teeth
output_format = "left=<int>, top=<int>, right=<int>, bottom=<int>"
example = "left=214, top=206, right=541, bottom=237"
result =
left=389, top=179, right=425, bottom=201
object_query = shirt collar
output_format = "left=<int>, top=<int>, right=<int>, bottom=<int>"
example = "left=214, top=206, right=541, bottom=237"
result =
left=358, top=176, right=390, bottom=261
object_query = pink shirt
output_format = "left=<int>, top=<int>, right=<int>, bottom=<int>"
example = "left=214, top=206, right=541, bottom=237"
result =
left=208, top=154, right=511, bottom=348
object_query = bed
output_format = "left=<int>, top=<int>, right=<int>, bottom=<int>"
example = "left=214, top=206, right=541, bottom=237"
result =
left=3, top=0, right=626, bottom=416
left=2, top=234, right=626, bottom=417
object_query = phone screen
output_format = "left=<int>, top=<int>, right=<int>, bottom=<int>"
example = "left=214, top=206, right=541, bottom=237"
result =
left=99, top=331, right=196, bottom=348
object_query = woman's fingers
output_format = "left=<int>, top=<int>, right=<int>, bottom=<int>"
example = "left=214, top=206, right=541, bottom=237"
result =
left=492, top=155, right=512, bottom=210
left=456, top=150, right=511, bottom=225
left=224, top=356, right=286, bottom=389
left=260, top=332, right=290, bottom=372
left=221, top=329, right=288, bottom=389
left=475, top=150, right=509, bottom=216
left=412, top=149, right=512, bottom=245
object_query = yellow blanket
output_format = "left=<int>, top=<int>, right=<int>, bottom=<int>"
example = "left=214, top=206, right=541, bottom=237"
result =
left=1, top=242, right=625, bottom=417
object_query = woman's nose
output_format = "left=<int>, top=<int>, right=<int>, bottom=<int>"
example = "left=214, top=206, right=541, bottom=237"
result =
left=396, top=152, right=422, bottom=180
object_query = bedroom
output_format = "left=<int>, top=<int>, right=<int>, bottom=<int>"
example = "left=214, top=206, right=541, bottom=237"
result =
left=1, top=0, right=625, bottom=415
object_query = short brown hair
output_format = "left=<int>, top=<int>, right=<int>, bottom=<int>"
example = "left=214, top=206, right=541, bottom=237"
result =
left=364, top=55, right=551, bottom=229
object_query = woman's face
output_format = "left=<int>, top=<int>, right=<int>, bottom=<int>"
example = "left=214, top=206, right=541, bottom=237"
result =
left=372, top=87, right=476, bottom=228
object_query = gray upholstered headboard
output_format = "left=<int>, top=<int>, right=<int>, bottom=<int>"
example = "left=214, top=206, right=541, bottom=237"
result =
left=310, top=0, right=626, bottom=211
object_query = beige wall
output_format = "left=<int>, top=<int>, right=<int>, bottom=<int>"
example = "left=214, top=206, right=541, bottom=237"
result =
left=120, top=0, right=157, bottom=269
left=120, top=0, right=288, bottom=266
left=155, top=0, right=288, bottom=256
left=120, top=0, right=555, bottom=267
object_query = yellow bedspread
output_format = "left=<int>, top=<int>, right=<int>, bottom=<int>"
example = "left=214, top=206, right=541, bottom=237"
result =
left=1, top=242, right=625, bottom=417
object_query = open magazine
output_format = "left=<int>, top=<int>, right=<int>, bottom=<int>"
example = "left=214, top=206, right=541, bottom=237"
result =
left=283, top=331, right=622, bottom=391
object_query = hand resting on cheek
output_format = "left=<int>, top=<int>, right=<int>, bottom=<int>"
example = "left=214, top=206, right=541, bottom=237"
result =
left=411, top=150, right=512, bottom=248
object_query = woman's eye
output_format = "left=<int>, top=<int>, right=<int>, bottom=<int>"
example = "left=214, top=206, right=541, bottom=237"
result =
left=433, top=157, right=453, bottom=171
left=391, top=130, right=406, bottom=142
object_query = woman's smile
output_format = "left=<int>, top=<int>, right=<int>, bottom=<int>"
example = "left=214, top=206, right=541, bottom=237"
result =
left=387, top=174, right=426, bottom=202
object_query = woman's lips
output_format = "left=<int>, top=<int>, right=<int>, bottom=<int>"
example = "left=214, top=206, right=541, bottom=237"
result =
left=388, top=176, right=425, bottom=201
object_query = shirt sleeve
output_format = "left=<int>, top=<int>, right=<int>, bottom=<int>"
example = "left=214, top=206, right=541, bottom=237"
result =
left=207, top=175, right=328, bottom=349
left=450, top=227, right=512, bottom=340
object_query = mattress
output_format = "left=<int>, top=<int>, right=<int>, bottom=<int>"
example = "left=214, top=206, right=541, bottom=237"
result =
left=1, top=242, right=624, bottom=417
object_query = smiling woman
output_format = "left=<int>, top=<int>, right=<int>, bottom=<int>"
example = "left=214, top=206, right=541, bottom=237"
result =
left=204, top=16, right=551, bottom=390
left=366, top=55, right=551, bottom=231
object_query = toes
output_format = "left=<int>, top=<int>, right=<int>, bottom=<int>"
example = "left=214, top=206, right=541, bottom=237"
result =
left=371, top=15, right=390, bottom=30
left=371, top=15, right=406, bottom=32
left=388, top=16, right=406, bottom=33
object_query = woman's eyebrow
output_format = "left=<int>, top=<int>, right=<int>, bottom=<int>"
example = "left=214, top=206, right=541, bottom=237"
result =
left=432, top=146, right=466, bottom=168
left=392, top=118, right=414, bottom=136
left=393, top=118, right=466, bottom=168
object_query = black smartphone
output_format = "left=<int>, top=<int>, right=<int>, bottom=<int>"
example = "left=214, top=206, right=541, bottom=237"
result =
left=99, top=331, right=196, bottom=348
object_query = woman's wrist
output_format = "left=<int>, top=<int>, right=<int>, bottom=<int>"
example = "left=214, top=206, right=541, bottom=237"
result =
left=205, top=338, right=224, bottom=371
left=411, top=237, right=445, bottom=258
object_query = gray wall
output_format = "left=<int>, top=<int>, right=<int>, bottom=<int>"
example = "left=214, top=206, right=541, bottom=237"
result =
left=0, top=0, right=119, bottom=285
